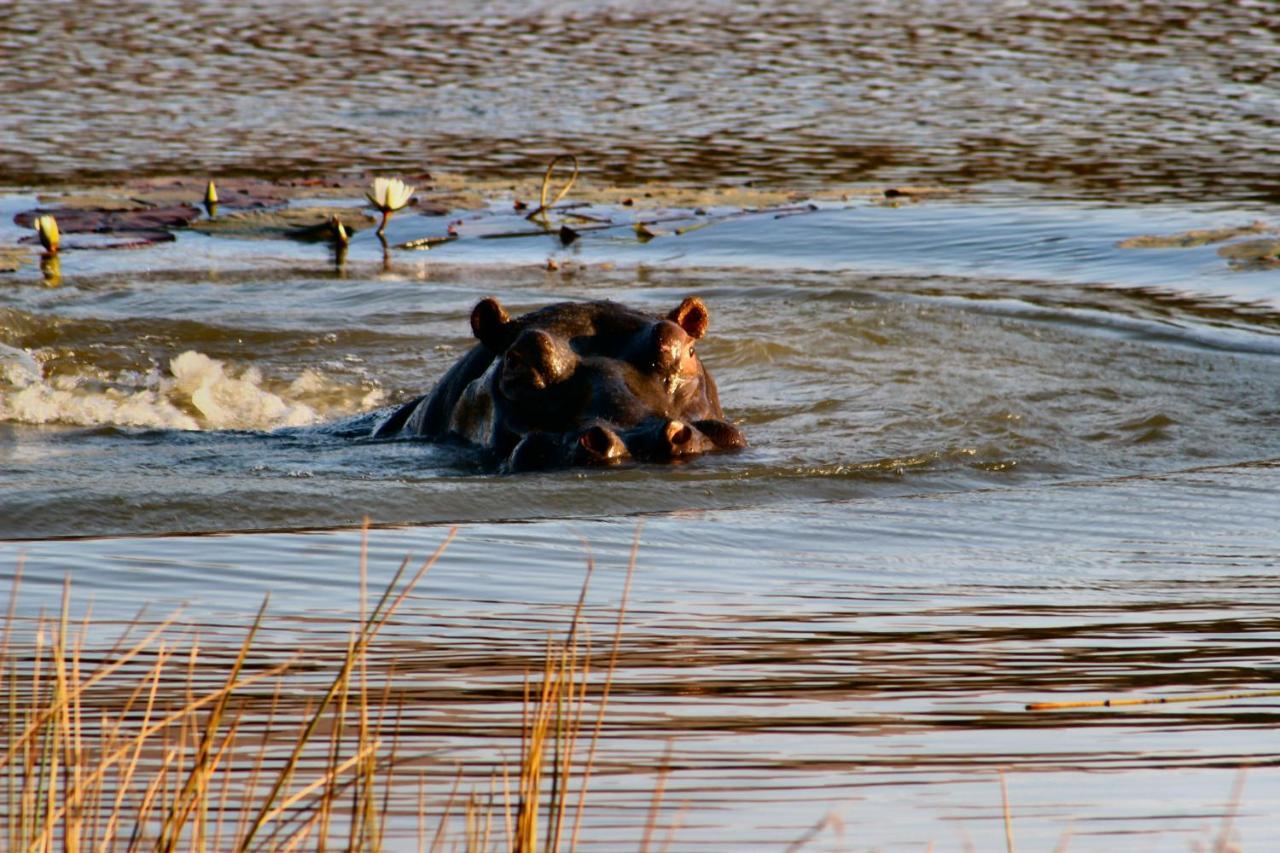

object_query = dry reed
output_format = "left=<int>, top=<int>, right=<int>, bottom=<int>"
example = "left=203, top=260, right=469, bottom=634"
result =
left=1, top=522, right=643, bottom=852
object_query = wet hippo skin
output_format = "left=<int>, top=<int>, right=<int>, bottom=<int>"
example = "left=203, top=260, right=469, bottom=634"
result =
left=373, top=297, right=746, bottom=471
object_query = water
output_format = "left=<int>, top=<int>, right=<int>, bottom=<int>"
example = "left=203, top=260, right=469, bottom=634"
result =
left=3, top=1, right=1277, bottom=203
left=3, top=1, right=1280, bottom=848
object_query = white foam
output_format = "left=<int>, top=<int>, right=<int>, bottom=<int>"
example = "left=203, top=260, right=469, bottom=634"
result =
left=0, top=348, right=384, bottom=431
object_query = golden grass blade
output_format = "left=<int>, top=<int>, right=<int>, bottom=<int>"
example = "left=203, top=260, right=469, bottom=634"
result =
left=546, top=550, right=595, bottom=853
left=208, top=712, right=244, bottom=853
left=0, top=558, right=22, bottom=680
left=238, top=525, right=453, bottom=851
left=569, top=522, right=640, bottom=851
left=372, top=689, right=405, bottom=851
left=1000, top=771, right=1015, bottom=853
left=416, top=771, right=426, bottom=851
left=254, top=741, right=380, bottom=829
left=429, top=765, right=465, bottom=853
left=783, top=812, right=841, bottom=853
left=127, top=744, right=183, bottom=852
left=657, top=801, right=690, bottom=853
left=98, top=643, right=172, bottom=852
left=30, top=660, right=294, bottom=853
left=1215, top=768, right=1247, bottom=853
left=158, top=595, right=270, bottom=852
left=234, top=680, right=283, bottom=844
left=277, top=811, right=322, bottom=853
left=67, top=611, right=89, bottom=851
left=501, top=763, right=514, bottom=853
left=638, top=740, right=673, bottom=853
left=318, top=633, right=356, bottom=852
left=1, top=611, right=186, bottom=774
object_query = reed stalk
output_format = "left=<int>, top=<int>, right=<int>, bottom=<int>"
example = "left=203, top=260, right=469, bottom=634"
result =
left=0, top=522, right=660, bottom=852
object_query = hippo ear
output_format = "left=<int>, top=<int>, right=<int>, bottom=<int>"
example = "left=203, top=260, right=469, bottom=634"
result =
left=471, top=297, right=513, bottom=351
left=668, top=297, right=709, bottom=340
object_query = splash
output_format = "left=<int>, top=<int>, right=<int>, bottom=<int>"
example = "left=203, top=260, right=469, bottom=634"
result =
left=0, top=347, right=383, bottom=431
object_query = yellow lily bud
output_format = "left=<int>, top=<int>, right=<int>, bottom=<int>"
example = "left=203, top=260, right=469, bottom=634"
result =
left=34, top=215, right=60, bottom=253
left=204, top=180, right=218, bottom=206
left=330, top=215, right=349, bottom=246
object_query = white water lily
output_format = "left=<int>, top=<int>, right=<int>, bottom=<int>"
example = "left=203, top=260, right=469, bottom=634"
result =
left=365, top=177, right=415, bottom=236
left=33, top=214, right=59, bottom=253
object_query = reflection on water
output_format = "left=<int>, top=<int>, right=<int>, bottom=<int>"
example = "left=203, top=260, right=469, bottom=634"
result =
left=2, top=0, right=1277, bottom=202
left=5, top=463, right=1280, bottom=848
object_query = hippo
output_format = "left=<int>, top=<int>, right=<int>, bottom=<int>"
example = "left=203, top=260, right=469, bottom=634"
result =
left=372, top=297, right=746, bottom=470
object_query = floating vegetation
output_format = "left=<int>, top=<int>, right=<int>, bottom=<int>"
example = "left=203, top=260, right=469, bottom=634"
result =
left=1218, top=238, right=1280, bottom=270
left=4, top=158, right=954, bottom=267
left=12, top=205, right=196, bottom=250
left=191, top=207, right=378, bottom=242
left=14, top=204, right=200, bottom=233
left=1118, top=221, right=1275, bottom=249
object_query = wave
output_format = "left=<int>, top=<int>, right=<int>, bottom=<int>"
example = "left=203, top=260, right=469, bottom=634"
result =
left=0, top=345, right=384, bottom=431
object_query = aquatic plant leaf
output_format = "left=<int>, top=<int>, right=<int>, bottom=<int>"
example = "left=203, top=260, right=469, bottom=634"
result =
left=1218, top=239, right=1280, bottom=269
left=18, top=231, right=175, bottom=250
left=119, top=177, right=292, bottom=209
left=1118, top=222, right=1274, bottom=249
left=14, top=205, right=201, bottom=233
left=190, top=207, right=377, bottom=241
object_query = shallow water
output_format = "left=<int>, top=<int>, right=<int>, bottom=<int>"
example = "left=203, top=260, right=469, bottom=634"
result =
left=4, top=0, right=1280, bottom=848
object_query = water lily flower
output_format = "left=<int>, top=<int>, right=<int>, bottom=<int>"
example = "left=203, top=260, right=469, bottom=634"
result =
left=204, top=180, right=218, bottom=212
left=33, top=214, right=59, bottom=253
left=365, top=177, right=415, bottom=236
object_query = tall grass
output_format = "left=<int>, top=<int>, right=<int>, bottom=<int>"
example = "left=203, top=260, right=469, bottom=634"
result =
left=0, top=524, right=639, bottom=852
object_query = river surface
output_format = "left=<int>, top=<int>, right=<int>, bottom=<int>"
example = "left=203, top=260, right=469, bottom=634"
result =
left=3, top=1, right=1280, bottom=849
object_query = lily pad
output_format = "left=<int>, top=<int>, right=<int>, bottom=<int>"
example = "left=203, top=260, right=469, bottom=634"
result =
left=118, top=177, right=292, bottom=209
left=0, top=246, right=31, bottom=272
left=14, top=205, right=201, bottom=233
left=1218, top=239, right=1280, bottom=270
left=190, top=207, right=377, bottom=241
left=18, top=231, right=175, bottom=250
left=1118, top=221, right=1274, bottom=249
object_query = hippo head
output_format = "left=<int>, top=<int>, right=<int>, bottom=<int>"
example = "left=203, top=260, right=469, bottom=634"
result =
left=388, top=296, right=746, bottom=470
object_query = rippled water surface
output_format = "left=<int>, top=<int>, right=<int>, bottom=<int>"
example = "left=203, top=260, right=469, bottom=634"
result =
left=3, top=1, right=1280, bottom=848
left=3, top=0, right=1277, bottom=201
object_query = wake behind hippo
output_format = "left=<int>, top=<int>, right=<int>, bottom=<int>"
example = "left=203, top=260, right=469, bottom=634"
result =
left=373, top=297, right=746, bottom=471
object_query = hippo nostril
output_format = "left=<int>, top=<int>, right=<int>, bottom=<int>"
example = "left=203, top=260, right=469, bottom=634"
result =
left=579, top=425, right=625, bottom=463
left=580, top=426, right=608, bottom=455
left=665, top=421, right=693, bottom=448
